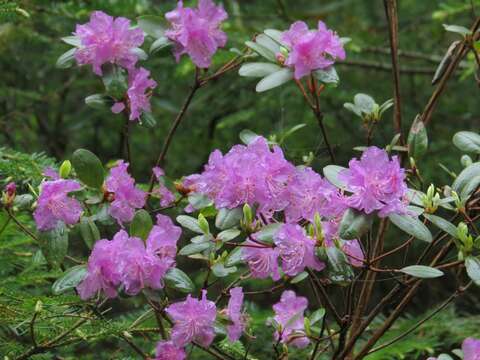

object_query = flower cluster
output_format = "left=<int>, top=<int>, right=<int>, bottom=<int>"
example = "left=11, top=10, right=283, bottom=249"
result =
left=74, top=11, right=144, bottom=75
left=33, top=179, right=82, bottom=231
left=105, top=160, right=146, bottom=225
left=165, top=0, right=228, bottom=68
left=340, top=146, right=408, bottom=217
left=77, top=215, right=181, bottom=299
left=281, top=21, right=345, bottom=79
left=273, top=290, right=309, bottom=348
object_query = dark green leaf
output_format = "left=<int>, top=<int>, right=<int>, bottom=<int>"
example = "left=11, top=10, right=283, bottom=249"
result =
left=78, top=217, right=100, bottom=249
left=130, top=209, right=153, bottom=240
left=71, top=149, right=105, bottom=189
left=339, top=209, right=373, bottom=240
left=179, top=242, right=211, bottom=256
left=84, top=94, right=115, bottom=110
left=176, top=215, right=203, bottom=233
left=164, top=268, right=195, bottom=293
left=52, top=265, right=87, bottom=295
left=38, top=224, right=69, bottom=267
left=212, top=263, right=237, bottom=277
left=150, top=36, right=172, bottom=54
left=309, top=308, right=326, bottom=325
left=408, top=116, right=428, bottom=158
left=225, top=247, right=243, bottom=267
left=217, top=229, right=241, bottom=242
left=215, top=207, right=243, bottom=230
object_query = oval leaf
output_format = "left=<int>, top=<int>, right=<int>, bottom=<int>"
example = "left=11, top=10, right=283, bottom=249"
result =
left=78, top=217, right=100, bottom=249
left=323, top=165, right=347, bottom=189
left=38, top=224, right=69, bottom=267
left=215, top=207, right=243, bottom=230
left=256, top=68, right=293, bottom=92
left=389, top=213, right=433, bottom=243
left=164, top=268, right=195, bottom=293
left=56, top=48, right=76, bottom=69
left=72, top=149, right=105, bottom=189
left=465, top=256, right=480, bottom=286
left=130, top=209, right=153, bottom=240
left=245, top=40, right=276, bottom=62
left=179, top=242, right=211, bottom=256
left=423, top=213, right=458, bottom=238
left=52, top=265, right=87, bottom=295
left=339, top=209, right=373, bottom=240
left=453, top=131, right=480, bottom=154
left=176, top=215, right=203, bottom=234
left=239, top=62, right=282, bottom=78
left=400, top=265, right=444, bottom=278
left=408, top=116, right=428, bottom=159
left=452, top=162, right=480, bottom=194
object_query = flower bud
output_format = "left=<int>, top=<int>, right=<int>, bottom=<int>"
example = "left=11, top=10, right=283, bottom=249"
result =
left=59, top=160, right=72, bottom=178
left=35, top=300, right=43, bottom=314
left=198, top=213, right=210, bottom=234
left=242, top=203, right=253, bottom=227
left=461, top=154, right=473, bottom=168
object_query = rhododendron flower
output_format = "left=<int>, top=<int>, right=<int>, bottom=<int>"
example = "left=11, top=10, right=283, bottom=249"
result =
left=184, top=136, right=295, bottom=214
left=339, top=146, right=408, bottom=217
left=166, top=290, right=217, bottom=347
left=342, top=239, right=364, bottom=267
left=151, top=166, right=176, bottom=207
left=154, top=341, right=186, bottom=360
left=281, top=20, right=345, bottom=79
left=274, top=223, right=325, bottom=276
left=242, top=239, right=280, bottom=281
left=285, top=167, right=346, bottom=223
left=463, top=337, right=480, bottom=360
left=77, top=232, right=127, bottom=300
left=74, top=11, right=144, bottom=75
left=5, top=182, right=16, bottom=197
left=272, top=290, right=309, bottom=348
left=33, top=179, right=82, bottom=231
left=112, top=67, right=157, bottom=121
left=226, top=287, right=246, bottom=342
left=146, top=214, right=182, bottom=269
left=42, top=167, right=60, bottom=180
left=105, top=161, right=146, bottom=224
left=165, top=0, right=228, bottom=68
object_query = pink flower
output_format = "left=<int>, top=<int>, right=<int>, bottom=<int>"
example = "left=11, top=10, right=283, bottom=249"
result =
left=281, top=20, right=345, bottom=79
left=463, top=337, right=480, bottom=360
left=165, top=0, right=228, bottom=68
left=285, top=167, right=346, bottom=223
left=274, top=223, right=324, bottom=276
left=242, top=238, right=280, bottom=281
left=339, top=147, right=408, bottom=217
left=77, top=232, right=126, bottom=300
left=74, top=11, right=144, bottom=75
left=154, top=341, right=186, bottom=360
left=226, top=287, right=246, bottom=342
left=272, top=290, right=309, bottom=348
left=112, top=67, right=157, bottom=121
left=33, top=179, right=82, bottom=231
left=146, top=214, right=182, bottom=269
left=42, top=167, right=60, bottom=180
left=105, top=161, right=146, bottom=224
left=342, top=239, right=364, bottom=267
left=166, top=290, right=217, bottom=347
left=151, top=166, right=176, bottom=207
left=5, top=182, right=16, bottom=197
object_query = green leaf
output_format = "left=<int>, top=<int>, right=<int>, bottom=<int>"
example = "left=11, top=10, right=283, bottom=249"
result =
left=388, top=213, right=433, bottom=243
left=291, top=271, right=308, bottom=284
left=78, top=217, right=100, bottom=249
left=461, top=175, right=480, bottom=201
left=71, top=149, right=105, bottom=189
left=255, top=34, right=281, bottom=54
left=263, top=29, right=284, bottom=44
left=38, top=224, right=69, bottom=267
left=102, top=64, right=128, bottom=99
left=400, top=265, right=444, bottom=278
left=212, top=263, right=237, bottom=277
left=239, top=129, right=259, bottom=145
left=408, top=116, right=428, bottom=159
left=225, top=247, right=243, bottom=267
left=140, top=112, right=157, bottom=128
left=215, top=207, right=243, bottom=230
left=452, top=162, right=480, bottom=194
left=245, top=40, right=276, bottom=62
left=354, top=93, right=376, bottom=114
left=176, top=215, right=203, bottom=233
left=339, top=209, right=373, bottom=240
left=465, top=256, right=480, bottom=286
left=313, top=67, right=339, bottom=84
left=406, top=188, right=426, bottom=207
left=137, top=15, right=166, bottom=38
left=130, top=209, right=153, bottom=240
left=253, top=223, right=282, bottom=244
left=453, top=131, right=480, bottom=154
left=150, top=36, right=172, bottom=55
left=84, top=94, right=114, bottom=110
left=309, top=308, right=326, bottom=326
left=323, top=165, right=347, bottom=189
left=325, top=247, right=354, bottom=284
left=437, top=355, right=454, bottom=360
left=55, top=48, right=76, bottom=69
left=255, top=68, right=294, bottom=92
left=61, top=36, right=81, bottom=47
left=443, top=24, right=472, bottom=36
left=188, top=193, right=213, bottom=210
left=217, top=229, right=241, bottom=242
left=238, top=62, right=282, bottom=78
left=52, top=265, right=87, bottom=295
left=164, top=268, right=195, bottom=293
left=423, top=213, right=458, bottom=238
left=179, top=242, right=212, bottom=256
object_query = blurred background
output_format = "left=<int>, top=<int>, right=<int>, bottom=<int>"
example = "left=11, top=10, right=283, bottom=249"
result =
left=1, top=0, right=480, bottom=359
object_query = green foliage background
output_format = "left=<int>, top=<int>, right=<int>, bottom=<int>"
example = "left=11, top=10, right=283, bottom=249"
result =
left=1, top=0, right=480, bottom=359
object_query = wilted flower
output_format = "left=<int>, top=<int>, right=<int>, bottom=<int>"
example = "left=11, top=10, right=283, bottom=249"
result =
left=226, top=287, right=246, bottom=342
left=154, top=341, right=186, bottom=360
left=339, top=146, right=408, bottom=217
left=166, top=290, right=217, bottom=347
left=151, top=166, right=176, bottom=207
left=285, top=167, right=346, bottom=223
left=74, top=11, right=144, bottom=75
left=33, top=179, right=82, bottom=231
left=165, top=0, right=228, bottom=68
left=281, top=20, right=345, bottom=79
left=105, top=160, right=146, bottom=224
left=274, top=223, right=325, bottom=276
left=112, top=67, right=157, bottom=121
left=272, top=290, right=309, bottom=348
